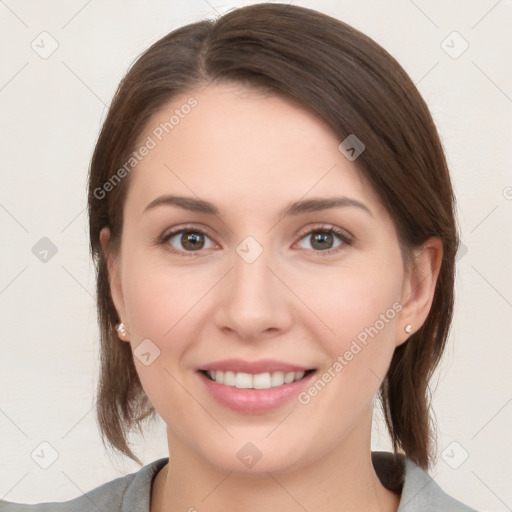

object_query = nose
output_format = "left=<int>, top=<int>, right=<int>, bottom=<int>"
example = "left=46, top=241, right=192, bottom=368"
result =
left=213, top=240, right=293, bottom=342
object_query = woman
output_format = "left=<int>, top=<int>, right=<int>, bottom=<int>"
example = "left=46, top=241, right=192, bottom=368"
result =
left=2, top=3, right=479, bottom=511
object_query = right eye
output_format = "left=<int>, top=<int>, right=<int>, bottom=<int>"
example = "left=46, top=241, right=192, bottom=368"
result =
left=160, top=225, right=217, bottom=256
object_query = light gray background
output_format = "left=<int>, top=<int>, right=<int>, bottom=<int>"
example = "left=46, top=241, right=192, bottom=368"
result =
left=0, top=1, right=511, bottom=510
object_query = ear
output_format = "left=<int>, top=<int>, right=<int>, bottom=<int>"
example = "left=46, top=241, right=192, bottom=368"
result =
left=396, top=237, right=443, bottom=346
left=100, top=227, right=129, bottom=341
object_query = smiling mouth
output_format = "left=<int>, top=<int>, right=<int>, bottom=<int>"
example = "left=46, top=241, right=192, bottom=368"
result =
left=199, top=369, right=316, bottom=389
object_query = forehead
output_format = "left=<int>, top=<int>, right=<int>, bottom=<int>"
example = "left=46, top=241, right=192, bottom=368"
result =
left=125, top=83, right=382, bottom=217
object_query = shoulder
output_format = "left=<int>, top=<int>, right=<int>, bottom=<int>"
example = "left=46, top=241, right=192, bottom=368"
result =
left=0, top=458, right=168, bottom=512
left=372, top=451, right=479, bottom=512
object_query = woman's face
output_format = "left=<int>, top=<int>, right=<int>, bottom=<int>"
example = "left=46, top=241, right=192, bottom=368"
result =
left=102, top=82, right=422, bottom=474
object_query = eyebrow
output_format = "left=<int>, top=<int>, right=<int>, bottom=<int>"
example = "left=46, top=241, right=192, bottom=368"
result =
left=143, top=194, right=373, bottom=218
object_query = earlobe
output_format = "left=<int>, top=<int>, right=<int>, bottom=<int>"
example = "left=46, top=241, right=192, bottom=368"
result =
left=397, top=237, right=443, bottom=346
left=99, top=227, right=129, bottom=339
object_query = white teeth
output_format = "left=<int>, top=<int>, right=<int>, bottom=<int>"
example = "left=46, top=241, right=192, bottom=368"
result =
left=235, top=372, right=253, bottom=388
left=205, top=370, right=307, bottom=389
left=271, top=371, right=285, bottom=387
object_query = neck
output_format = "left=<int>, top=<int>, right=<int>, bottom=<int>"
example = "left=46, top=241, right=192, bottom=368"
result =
left=151, top=422, right=400, bottom=512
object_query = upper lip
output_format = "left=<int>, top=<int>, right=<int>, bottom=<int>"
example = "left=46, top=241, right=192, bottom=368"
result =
left=198, top=358, right=315, bottom=375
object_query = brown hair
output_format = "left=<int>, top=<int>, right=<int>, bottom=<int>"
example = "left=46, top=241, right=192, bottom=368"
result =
left=87, top=3, right=457, bottom=470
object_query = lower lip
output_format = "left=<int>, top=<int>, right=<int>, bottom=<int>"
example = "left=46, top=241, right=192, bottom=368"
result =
left=197, top=370, right=316, bottom=413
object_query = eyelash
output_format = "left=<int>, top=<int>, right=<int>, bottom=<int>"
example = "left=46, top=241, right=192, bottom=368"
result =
left=159, top=223, right=353, bottom=257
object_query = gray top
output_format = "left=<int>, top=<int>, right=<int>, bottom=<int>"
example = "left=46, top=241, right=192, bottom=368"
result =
left=0, top=452, right=478, bottom=511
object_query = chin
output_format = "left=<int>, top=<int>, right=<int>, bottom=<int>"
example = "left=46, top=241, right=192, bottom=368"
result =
left=195, top=434, right=314, bottom=476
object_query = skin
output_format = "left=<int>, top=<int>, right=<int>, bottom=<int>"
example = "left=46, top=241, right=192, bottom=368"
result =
left=100, top=82, right=442, bottom=512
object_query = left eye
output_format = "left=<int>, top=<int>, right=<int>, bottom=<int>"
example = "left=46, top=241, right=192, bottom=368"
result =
left=295, top=226, right=351, bottom=255
left=160, top=225, right=351, bottom=256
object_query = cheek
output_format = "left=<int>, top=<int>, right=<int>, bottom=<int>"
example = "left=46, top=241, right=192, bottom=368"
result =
left=118, top=253, right=210, bottom=413
left=299, top=256, right=403, bottom=393
left=123, top=268, right=172, bottom=338
left=120, top=250, right=218, bottom=346
left=302, top=258, right=403, bottom=340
